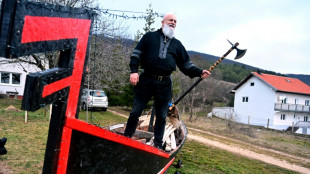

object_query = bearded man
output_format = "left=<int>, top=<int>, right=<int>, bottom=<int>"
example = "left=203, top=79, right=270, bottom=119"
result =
left=124, top=13, right=210, bottom=150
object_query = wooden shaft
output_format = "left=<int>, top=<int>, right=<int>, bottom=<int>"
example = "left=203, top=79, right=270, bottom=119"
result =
left=208, top=42, right=238, bottom=72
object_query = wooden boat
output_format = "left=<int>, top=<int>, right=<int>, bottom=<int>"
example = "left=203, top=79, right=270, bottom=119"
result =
left=66, top=108, right=187, bottom=174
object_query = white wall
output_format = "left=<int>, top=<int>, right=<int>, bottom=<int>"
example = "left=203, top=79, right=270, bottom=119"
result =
left=0, top=58, right=41, bottom=96
left=210, top=107, right=234, bottom=119
left=273, top=92, right=310, bottom=126
left=275, top=92, right=310, bottom=106
left=234, top=76, right=276, bottom=127
left=295, top=127, right=310, bottom=135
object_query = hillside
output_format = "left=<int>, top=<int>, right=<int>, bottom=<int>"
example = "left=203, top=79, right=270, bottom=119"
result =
left=188, top=50, right=258, bottom=70
left=188, top=50, right=310, bottom=85
left=287, top=74, right=310, bottom=86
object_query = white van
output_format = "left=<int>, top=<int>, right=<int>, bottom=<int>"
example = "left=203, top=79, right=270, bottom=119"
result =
left=81, top=89, right=108, bottom=111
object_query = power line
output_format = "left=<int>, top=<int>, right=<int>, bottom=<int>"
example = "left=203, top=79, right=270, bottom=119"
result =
left=92, top=7, right=164, bottom=20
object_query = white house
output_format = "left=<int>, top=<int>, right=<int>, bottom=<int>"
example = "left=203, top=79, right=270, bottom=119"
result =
left=230, top=72, right=310, bottom=134
left=0, top=57, right=42, bottom=99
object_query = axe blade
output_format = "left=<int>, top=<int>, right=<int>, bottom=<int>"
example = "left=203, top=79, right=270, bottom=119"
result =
left=234, top=48, right=247, bottom=60
left=227, top=39, right=247, bottom=60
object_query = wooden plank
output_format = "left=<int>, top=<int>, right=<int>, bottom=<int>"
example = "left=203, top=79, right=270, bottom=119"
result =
left=165, top=136, right=171, bottom=152
left=136, top=138, right=146, bottom=143
left=133, top=129, right=154, bottom=139
left=170, top=132, right=176, bottom=150
left=162, top=126, right=176, bottom=144
left=109, top=124, right=124, bottom=130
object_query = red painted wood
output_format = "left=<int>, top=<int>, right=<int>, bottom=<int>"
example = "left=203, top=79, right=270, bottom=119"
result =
left=21, top=16, right=92, bottom=173
left=158, top=157, right=175, bottom=174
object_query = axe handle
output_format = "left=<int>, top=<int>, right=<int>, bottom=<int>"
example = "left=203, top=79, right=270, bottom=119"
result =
left=169, top=42, right=239, bottom=110
left=209, top=42, right=239, bottom=72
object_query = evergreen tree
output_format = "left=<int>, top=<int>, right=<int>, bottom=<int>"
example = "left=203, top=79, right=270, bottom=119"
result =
left=134, top=3, right=156, bottom=41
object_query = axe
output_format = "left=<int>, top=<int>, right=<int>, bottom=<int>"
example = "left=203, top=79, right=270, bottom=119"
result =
left=168, top=40, right=247, bottom=110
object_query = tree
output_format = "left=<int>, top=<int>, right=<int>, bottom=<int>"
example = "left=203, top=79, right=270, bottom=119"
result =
left=143, top=4, right=156, bottom=33
left=171, top=54, right=236, bottom=118
left=134, top=3, right=156, bottom=41
left=0, top=0, right=100, bottom=72
left=33, top=0, right=98, bottom=8
left=85, top=17, right=136, bottom=106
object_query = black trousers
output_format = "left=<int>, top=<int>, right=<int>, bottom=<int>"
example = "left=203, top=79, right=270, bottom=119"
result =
left=124, top=73, right=172, bottom=147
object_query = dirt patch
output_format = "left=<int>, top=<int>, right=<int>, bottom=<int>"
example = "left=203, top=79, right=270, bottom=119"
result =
left=4, top=105, right=21, bottom=112
left=0, top=160, right=13, bottom=174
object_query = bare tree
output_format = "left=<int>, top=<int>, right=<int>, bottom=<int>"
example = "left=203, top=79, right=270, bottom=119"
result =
left=170, top=54, right=236, bottom=120
left=86, top=34, right=133, bottom=91
left=33, top=0, right=98, bottom=8
left=0, top=0, right=100, bottom=71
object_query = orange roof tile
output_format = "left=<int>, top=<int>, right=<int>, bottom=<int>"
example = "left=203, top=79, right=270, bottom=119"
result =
left=252, top=72, right=310, bottom=95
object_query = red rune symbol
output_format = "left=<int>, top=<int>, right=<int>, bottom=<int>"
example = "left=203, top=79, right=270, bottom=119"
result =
left=21, top=16, right=91, bottom=173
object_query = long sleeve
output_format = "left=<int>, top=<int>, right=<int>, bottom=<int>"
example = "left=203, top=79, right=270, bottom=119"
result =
left=176, top=43, right=202, bottom=78
left=129, top=34, right=147, bottom=73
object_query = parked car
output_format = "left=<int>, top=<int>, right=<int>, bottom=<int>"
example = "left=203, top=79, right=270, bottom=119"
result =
left=81, top=89, right=108, bottom=111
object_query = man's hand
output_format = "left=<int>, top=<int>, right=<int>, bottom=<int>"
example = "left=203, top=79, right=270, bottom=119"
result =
left=201, top=70, right=211, bottom=79
left=130, top=73, right=139, bottom=86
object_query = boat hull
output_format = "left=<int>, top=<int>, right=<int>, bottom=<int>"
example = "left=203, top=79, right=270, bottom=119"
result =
left=66, top=121, right=187, bottom=174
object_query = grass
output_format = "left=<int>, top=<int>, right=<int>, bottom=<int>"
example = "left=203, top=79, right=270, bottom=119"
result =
left=167, top=140, right=297, bottom=174
left=0, top=98, right=127, bottom=173
left=0, top=99, right=308, bottom=173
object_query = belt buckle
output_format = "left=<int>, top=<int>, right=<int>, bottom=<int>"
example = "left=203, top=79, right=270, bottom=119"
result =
left=158, top=76, right=163, bottom=81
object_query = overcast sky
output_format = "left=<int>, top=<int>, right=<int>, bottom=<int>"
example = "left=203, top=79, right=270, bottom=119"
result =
left=100, top=0, right=310, bottom=75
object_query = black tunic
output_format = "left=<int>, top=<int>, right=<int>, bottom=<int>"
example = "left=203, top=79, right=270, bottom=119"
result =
left=130, top=28, right=202, bottom=78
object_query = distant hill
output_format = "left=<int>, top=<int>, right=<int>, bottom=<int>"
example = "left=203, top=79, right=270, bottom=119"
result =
left=286, top=74, right=310, bottom=86
left=188, top=50, right=310, bottom=86
left=188, top=50, right=258, bottom=70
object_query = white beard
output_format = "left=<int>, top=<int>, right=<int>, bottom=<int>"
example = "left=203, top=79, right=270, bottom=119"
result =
left=162, top=24, right=175, bottom=39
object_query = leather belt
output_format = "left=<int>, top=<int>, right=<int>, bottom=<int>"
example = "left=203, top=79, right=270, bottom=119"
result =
left=153, top=75, right=170, bottom=81
left=144, top=73, right=170, bottom=81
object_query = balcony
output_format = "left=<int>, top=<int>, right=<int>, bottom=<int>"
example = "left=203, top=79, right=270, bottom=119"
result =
left=274, top=103, right=310, bottom=113
left=295, top=121, right=310, bottom=128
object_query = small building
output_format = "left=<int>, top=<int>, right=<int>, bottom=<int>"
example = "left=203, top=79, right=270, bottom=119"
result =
left=230, top=72, right=310, bottom=134
left=0, top=57, right=42, bottom=99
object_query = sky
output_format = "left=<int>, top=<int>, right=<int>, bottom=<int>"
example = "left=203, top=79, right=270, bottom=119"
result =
left=99, top=0, right=310, bottom=75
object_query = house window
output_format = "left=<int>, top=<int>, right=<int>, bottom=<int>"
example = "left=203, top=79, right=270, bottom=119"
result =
left=242, top=97, right=248, bottom=102
left=12, top=73, right=21, bottom=84
left=250, top=82, right=254, bottom=86
left=280, top=114, right=285, bottom=120
left=305, top=100, right=310, bottom=106
left=282, top=98, right=287, bottom=104
left=295, top=99, right=298, bottom=104
left=0, top=72, right=21, bottom=85
left=1, top=72, right=10, bottom=84
left=305, top=116, right=309, bottom=122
